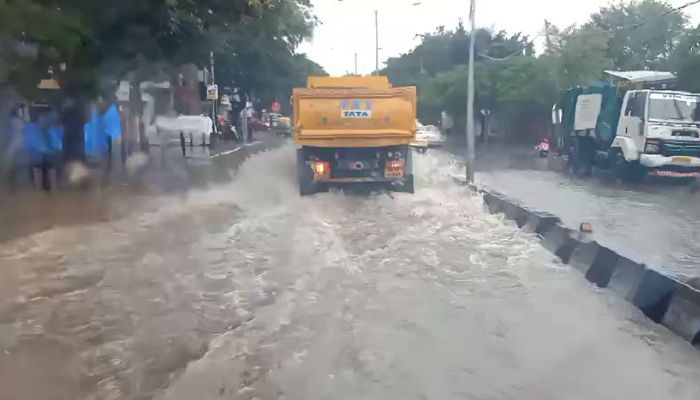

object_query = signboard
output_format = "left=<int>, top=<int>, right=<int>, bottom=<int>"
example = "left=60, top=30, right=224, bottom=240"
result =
left=339, top=99, right=373, bottom=118
left=206, top=84, right=219, bottom=100
left=341, top=110, right=372, bottom=118
left=574, top=94, right=602, bottom=130
left=649, top=92, right=699, bottom=103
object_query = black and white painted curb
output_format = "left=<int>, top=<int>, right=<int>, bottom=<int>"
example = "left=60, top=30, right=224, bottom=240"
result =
left=479, top=188, right=700, bottom=349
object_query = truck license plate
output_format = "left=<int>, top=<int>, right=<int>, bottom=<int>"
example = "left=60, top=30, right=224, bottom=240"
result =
left=672, top=156, right=692, bottom=163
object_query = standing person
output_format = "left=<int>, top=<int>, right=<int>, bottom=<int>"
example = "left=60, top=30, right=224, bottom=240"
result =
left=239, top=105, right=249, bottom=143
left=3, top=105, right=26, bottom=189
left=61, top=97, right=87, bottom=162
left=246, top=102, right=254, bottom=142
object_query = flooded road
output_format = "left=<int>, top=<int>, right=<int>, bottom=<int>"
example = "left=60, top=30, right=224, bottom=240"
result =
left=473, top=144, right=700, bottom=282
left=1, top=144, right=700, bottom=400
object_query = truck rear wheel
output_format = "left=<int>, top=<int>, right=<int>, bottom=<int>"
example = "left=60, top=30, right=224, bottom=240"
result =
left=297, top=149, right=316, bottom=196
left=569, top=137, right=593, bottom=176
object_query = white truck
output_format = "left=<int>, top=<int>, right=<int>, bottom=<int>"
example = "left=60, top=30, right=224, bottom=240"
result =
left=562, top=72, right=700, bottom=181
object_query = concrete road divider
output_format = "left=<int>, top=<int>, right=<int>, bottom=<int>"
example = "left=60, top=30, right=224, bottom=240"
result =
left=632, top=269, right=681, bottom=323
left=585, top=245, right=621, bottom=288
left=662, top=284, right=700, bottom=346
left=481, top=191, right=500, bottom=214
left=483, top=192, right=509, bottom=215
left=476, top=187, right=700, bottom=350
left=607, top=257, right=646, bottom=301
left=503, top=201, right=528, bottom=228
left=541, top=225, right=577, bottom=264
left=568, top=240, right=600, bottom=274
left=523, top=212, right=560, bottom=235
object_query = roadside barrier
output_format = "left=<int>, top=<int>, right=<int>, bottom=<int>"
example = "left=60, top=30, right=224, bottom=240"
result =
left=477, top=187, right=700, bottom=350
left=523, top=211, right=560, bottom=235
left=662, top=283, right=700, bottom=345
left=541, top=225, right=577, bottom=263
left=607, top=257, right=646, bottom=301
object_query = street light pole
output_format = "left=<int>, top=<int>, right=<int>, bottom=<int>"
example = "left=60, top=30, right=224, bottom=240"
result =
left=374, top=10, right=379, bottom=74
left=465, top=0, right=476, bottom=184
left=354, top=52, right=358, bottom=75
left=210, top=51, right=218, bottom=134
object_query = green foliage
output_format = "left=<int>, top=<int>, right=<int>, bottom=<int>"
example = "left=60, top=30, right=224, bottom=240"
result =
left=672, top=25, right=700, bottom=92
left=0, top=0, right=320, bottom=101
left=590, top=0, right=686, bottom=70
left=418, top=57, right=557, bottom=128
left=383, top=24, right=532, bottom=86
left=0, top=0, right=90, bottom=95
left=546, top=25, right=612, bottom=91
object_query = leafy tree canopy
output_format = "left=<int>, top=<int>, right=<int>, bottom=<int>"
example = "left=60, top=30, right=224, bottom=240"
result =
left=0, top=0, right=321, bottom=101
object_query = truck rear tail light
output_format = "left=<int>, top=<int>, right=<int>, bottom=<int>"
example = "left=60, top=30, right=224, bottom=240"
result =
left=645, top=139, right=661, bottom=154
left=311, top=161, right=330, bottom=179
left=386, top=160, right=403, bottom=169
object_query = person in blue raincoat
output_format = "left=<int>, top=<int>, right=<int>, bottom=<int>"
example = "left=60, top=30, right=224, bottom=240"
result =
left=30, top=108, right=63, bottom=190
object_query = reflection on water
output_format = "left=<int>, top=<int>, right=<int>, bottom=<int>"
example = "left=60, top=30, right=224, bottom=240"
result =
left=1, top=145, right=699, bottom=400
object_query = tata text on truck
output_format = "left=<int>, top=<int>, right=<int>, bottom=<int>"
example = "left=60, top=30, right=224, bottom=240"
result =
left=292, top=76, right=417, bottom=196
left=561, top=70, right=700, bottom=181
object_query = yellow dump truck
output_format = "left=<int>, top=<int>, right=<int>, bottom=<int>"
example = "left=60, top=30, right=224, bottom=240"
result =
left=292, top=76, right=417, bottom=195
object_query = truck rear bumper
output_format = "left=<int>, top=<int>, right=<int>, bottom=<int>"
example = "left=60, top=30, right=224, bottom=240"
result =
left=315, top=177, right=405, bottom=183
left=639, top=154, right=700, bottom=169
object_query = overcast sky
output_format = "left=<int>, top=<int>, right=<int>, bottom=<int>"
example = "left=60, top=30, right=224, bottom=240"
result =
left=297, top=0, right=700, bottom=75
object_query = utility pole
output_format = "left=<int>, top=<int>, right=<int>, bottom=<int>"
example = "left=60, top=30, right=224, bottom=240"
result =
left=354, top=52, right=358, bottom=75
left=544, top=19, right=552, bottom=52
left=465, top=0, right=476, bottom=184
left=374, top=10, right=379, bottom=74
left=210, top=51, right=218, bottom=134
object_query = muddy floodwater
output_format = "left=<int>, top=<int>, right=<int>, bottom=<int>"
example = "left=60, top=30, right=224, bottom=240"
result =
left=1, top=144, right=699, bottom=400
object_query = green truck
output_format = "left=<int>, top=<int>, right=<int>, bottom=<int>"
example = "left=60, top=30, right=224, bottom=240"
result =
left=559, top=71, right=700, bottom=181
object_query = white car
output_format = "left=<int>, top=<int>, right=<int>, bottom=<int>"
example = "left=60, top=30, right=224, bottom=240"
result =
left=149, top=115, right=213, bottom=146
left=411, top=121, right=445, bottom=152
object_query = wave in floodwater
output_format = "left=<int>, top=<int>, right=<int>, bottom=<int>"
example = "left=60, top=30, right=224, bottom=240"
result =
left=1, top=145, right=699, bottom=400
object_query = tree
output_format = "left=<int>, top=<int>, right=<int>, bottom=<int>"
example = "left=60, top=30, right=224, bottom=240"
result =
left=0, top=0, right=90, bottom=97
left=546, top=25, right=612, bottom=91
left=383, top=24, right=532, bottom=86
left=590, top=0, right=687, bottom=70
left=672, top=25, right=700, bottom=92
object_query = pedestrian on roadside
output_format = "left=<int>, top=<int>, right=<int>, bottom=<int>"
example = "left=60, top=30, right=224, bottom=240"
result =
left=239, top=105, right=249, bottom=143
left=246, top=103, right=254, bottom=142
left=3, top=105, right=27, bottom=189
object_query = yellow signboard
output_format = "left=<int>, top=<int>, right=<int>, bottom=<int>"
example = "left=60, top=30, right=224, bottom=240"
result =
left=207, top=84, right=218, bottom=100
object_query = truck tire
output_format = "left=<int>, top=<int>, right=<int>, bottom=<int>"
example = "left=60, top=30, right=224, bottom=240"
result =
left=611, top=150, right=646, bottom=183
left=569, top=136, right=593, bottom=176
left=297, top=149, right=316, bottom=196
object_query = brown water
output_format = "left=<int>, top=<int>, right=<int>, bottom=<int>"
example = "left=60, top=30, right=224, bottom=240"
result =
left=1, top=145, right=699, bottom=400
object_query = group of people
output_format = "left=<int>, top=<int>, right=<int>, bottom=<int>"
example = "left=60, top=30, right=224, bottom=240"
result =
left=1, top=98, right=119, bottom=191
left=2, top=104, right=64, bottom=191
left=218, top=101, right=272, bottom=142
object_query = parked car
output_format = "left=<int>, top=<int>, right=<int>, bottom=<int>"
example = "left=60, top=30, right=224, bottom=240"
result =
left=411, top=121, right=445, bottom=152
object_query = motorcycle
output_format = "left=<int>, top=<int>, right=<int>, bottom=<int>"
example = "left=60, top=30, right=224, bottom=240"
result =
left=535, top=139, right=550, bottom=158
